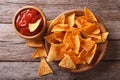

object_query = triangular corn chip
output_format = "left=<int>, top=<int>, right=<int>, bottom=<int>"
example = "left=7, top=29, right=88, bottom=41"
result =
left=44, top=32, right=65, bottom=44
left=86, top=44, right=97, bottom=64
left=96, top=32, right=109, bottom=43
left=75, top=16, right=89, bottom=28
left=38, top=58, right=53, bottom=76
left=53, top=15, right=65, bottom=25
left=101, top=32, right=109, bottom=41
left=81, top=38, right=95, bottom=52
left=88, top=34, right=102, bottom=40
left=26, top=39, right=43, bottom=47
left=63, top=32, right=74, bottom=49
left=78, top=50, right=87, bottom=64
left=29, top=19, right=41, bottom=32
left=67, top=13, right=75, bottom=28
left=72, top=34, right=80, bottom=54
left=32, top=47, right=47, bottom=59
left=84, top=7, right=97, bottom=22
left=59, top=54, right=76, bottom=69
left=51, top=24, right=69, bottom=32
left=83, top=23, right=100, bottom=34
left=47, top=44, right=62, bottom=62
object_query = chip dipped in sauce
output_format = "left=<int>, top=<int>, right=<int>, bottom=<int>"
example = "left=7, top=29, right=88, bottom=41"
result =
left=15, top=8, right=43, bottom=36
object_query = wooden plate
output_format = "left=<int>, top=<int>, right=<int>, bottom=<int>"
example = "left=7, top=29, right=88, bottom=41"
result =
left=45, top=10, right=108, bottom=72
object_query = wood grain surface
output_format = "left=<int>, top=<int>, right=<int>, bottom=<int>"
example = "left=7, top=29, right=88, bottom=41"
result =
left=0, top=0, right=120, bottom=80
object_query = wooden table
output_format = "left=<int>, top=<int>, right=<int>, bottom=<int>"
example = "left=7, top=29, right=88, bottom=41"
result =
left=0, top=0, right=120, bottom=80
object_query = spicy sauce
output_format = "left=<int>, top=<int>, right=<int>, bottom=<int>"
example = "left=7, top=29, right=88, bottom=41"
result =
left=15, top=9, right=43, bottom=36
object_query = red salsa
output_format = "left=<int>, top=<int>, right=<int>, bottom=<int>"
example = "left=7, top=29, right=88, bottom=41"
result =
left=15, top=9, right=43, bottom=36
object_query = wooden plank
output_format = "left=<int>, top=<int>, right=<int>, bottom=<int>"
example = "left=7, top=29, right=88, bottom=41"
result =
left=0, top=61, right=119, bottom=80
left=0, top=0, right=120, bottom=23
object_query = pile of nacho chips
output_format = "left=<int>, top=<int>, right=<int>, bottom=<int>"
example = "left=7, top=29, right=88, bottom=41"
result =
left=26, top=7, right=109, bottom=77
left=45, top=7, right=109, bottom=70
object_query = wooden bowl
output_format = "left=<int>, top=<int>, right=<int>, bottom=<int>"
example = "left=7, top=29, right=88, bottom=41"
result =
left=45, top=10, right=108, bottom=72
left=12, top=6, right=46, bottom=39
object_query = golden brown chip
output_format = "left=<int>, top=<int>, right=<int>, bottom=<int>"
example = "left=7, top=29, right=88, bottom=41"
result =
left=38, top=58, right=53, bottom=76
left=96, top=32, right=109, bottom=43
left=63, top=31, right=75, bottom=49
left=81, top=38, right=95, bottom=52
left=75, top=16, right=88, bottom=28
left=82, top=23, right=100, bottom=34
left=44, top=32, right=65, bottom=44
left=26, top=38, right=43, bottom=47
left=84, top=7, right=97, bottom=22
left=32, top=46, right=47, bottom=59
left=72, top=34, right=80, bottom=54
left=47, top=44, right=62, bottom=62
left=59, top=54, right=76, bottom=69
left=67, top=13, right=75, bottom=28
left=78, top=49, right=87, bottom=64
left=53, top=15, right=65, bottom=25
left=88, top=34, right=102, bottom=40
left=101, top=32, right=109, bottom=41
left=51, top=24, right=69, bottom=32
left=86, top=44, right=97, bottom=64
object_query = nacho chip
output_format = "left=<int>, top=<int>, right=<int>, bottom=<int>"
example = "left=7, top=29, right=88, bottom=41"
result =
left=59, top=54, right=76, bottom=69
left=81, top=38, right=95, bottom=52
left=67, top=13, right=75, bottom=28
left=72, top=34, right=80, bottom=54
left=47, top=44, right=62, bottom=62
left=78, top=50, right=87, bottom=64
left=51, top=24, right=69, bottom=32
left=53, top=15, right=65, bottom=25
left=38, top=58, right=53, bottom=76
left=29, top=19, right=41, bottom=32
left=82, top=23, right=100, bottom=34
left=44, top=32, right=65, bottom=44
left=101, top=32, right=109, bottom=41
left=86, top=44, right=97, bottom=64
left=32, top=46, right=47, bottom=59
left=75, top=16, right=90, bottom=28
left=84, top=7, right=97, bottom=22
left=26, top=38, right=43, bottom=47
left=96, top=32, right=109, bottom=43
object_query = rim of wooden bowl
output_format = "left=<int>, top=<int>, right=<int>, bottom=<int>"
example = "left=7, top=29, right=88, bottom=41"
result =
left=12, top=6, right=46, bottom=39
left=45, top=9, right=108, bottom=72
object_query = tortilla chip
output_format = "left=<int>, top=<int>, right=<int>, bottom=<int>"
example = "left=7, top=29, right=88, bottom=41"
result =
left=81, top=38, right=95, bottom=52
left=78, top=50, right=87, bottom=64
left=83, top=23, right=100, bottom=34
left=51, top=24, right=69, bottom=32
left=59, top=54, right=76, bottom=69
left=86, top=44, right=97, bottom=64
left=88, top=34, right=102, bottom=40
left=96, top=32, right=109, bottom=43
left=44, top=32, right=65, bottom=44
left=29, top=19, right=41, bottom=32
left=67, top=13, right=75, bottom=28
left=72, top=34, right=80, bottom=54
left=47, top=44, right=62, bottom=62
left=26, top=38, right=43, bottom=47
left=32, top=47, right=47, bottom=59
left=75, top=16, right=93, bottom=28
left=63, top=32, right=74, bottom=49
left=102, top=32, right=109, bottom=41
left=53, top=15, right=65, bottom=25
left=84, top=7, right=97, bottom=22
left=38, top=58, right=53, bottom=76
